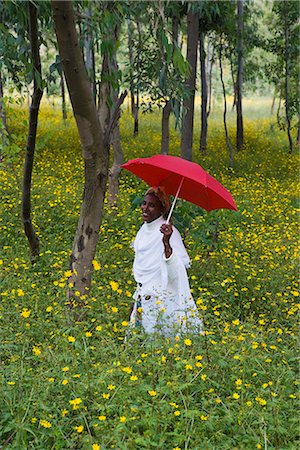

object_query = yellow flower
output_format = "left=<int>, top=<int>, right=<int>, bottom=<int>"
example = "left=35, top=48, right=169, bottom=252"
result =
left=68, top=336, right=75, bottom=342
left=96, top=325, right=102, bottom=331
left=31, top=417, right=37, bottom=423
left=85, top=331, right=92, bottom=337
left=174, top=410, right=181, bottom=416
left=255, top=397, right=267, bottom=406
left=92, top=260, right=101, bottom=271
left=62, top=409, right=69, bottom=417
left=32, top=346, right=41, bottom=356
left=46, top=306, right=53, bottom=312
left=102, top=393, right=110, bottom=399
left=64, top=270, right=72, bottom=277
left=108, top=384, right=116, bottom=390
left=185, top=364, right=193, bottom=370
left=111, top=306, right=119, bottom=313
left=130, top=375, right=138, bottom=381
left=200, top=415, right=209, bottom=421
left=74, top=425, right=84, bottom=433
left=98, top=415, right=106, bottom=421
left=62, top=366, right=69, bottom=372
left=184, top=338, right=192, bottom=346
left=7, top=381, right=15, bottom=385
left=62, top=379, right=68, bottom=385
left=69, top=397, right=82, bottom=410
left=92, top=445, right=100, bottom=450
left=122, top=366, right=132, bottom=374
left=109, top=281, right=119, bottom=291
left=232, top=392, right=240, bottom=399
left=119, top=416, right=126, bottom=423
left=148, top=390, right=157, bottom=397
left=40, top=419, right=52, bottom=428
left=21, top=308, right=31, bottom=318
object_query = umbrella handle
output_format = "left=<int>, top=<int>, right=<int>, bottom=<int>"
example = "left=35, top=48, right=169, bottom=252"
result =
left=166, top=176, right=184, bottom=224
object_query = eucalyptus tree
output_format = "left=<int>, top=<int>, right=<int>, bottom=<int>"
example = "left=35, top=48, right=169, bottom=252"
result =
left=124, top=1, right=188, bottom=154
left=52, top=0, right=109, bottom=302
left=266, top=1, right=299, bottom=152
left=180, top=2, right=199, bottom=161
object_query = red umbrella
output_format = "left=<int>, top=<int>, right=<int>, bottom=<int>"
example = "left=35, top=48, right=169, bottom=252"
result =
left=122, top=154, right=237, bottom=221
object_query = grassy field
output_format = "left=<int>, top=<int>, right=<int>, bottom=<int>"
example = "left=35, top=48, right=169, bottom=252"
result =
left=0, top=104, right=299, bottom=449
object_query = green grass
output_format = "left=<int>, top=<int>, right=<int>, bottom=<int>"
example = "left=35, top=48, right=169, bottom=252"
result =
left=0, top=105, right=299, bottom=449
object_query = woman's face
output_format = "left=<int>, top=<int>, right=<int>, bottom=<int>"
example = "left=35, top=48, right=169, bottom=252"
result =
left=141, top=194, right=163, bottom=223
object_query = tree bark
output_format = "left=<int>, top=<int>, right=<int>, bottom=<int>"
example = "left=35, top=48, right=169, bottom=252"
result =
left=127, top=18, right=139, bottom=136
left=207, top=39, right=214, bottom=118
left=236, top=0, right=244, bottom=151
left=199, top=32, right=208, bottom=153
left=22, top=1, right=43, bottom=261
left=0, top=71, right=8, bottom=153
left=60, top=72, right=67, bottom=121
left=219, top=39, right=233, bottom=168
left=161, top=99, right=171, bottom=154
left=284, top=13, right=293, bottom=153
left=180, top=10, right=199, bottom=161
left=83, top=8, right=96, bottom=104
left=52, top=0, right=109, bottom=299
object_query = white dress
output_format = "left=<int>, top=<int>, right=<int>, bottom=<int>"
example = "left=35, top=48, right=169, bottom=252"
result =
left=130, top=216, right=203, bottom=335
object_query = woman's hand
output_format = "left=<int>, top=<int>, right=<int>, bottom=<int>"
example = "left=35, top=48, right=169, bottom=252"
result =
left=160, top=223, right=173, bottom=258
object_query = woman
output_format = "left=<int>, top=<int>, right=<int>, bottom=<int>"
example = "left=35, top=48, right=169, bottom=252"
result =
left=130, top=186, right=203, bottom=336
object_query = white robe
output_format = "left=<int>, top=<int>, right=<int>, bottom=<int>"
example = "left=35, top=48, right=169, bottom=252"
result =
left=130, top=216, right=203, bottom=335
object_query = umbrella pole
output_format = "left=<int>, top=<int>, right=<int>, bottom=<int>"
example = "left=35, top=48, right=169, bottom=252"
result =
left=166, top=176, right=184, bottom=224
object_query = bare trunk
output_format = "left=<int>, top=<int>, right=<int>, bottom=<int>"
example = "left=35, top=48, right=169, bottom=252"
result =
left=230, top=54, right=237, bottom=111
left=0, top=72, right=8, bottom=151
left=199, top=32, right=208, bottom=153
left=83, top=8, right=96, bottom=104
left=284, top=16, right=293, bottom=153
left=271, top=87, right=277, bottom=115
left=236, top=0, right=244, bottom=151
left=52, top=0, right=109, bottom=299
left=22, top=1, right=43, bottom=261
left=180, top=10, right=199, bottom=161
left=207, top=39, right=214, bottom=118
left=219, top=39, right=233, bottom=168
left=161, top=99, right=171, bottom=154
left=127, top=18, right=139, bottom=136
left=60, top=72, right=67, bottom=121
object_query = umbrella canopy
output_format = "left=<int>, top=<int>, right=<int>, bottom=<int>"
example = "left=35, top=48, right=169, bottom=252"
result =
left=122, top=155, right=237, bottom=213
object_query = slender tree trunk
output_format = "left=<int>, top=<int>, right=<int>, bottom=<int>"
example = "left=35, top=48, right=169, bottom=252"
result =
left=271, top=87, right=277, bottom=115
left=199, top=32, right=208, bottom=153
left=83, top=8, right=96, bottom=104
left=207, top=39, right=214, bottom=118
left=22, top=1, right=43, bottom=261
left=284, top=15, right=293, bottom=153
left=107, top=23, right=125, bottom=207
left=180, top=10, right=199, bottom=161
left=127, top=18, right=139, bottom=136
left=0, top=72, right=8, bottom=151
left=230, top=54, right=237, bottom=111
left=60, top=72, right=67, bottom=121
left=161, top=99, right=171, bottom=154
left=236, top=0, right=244, bottom=151
left=219, top=39, right=233, bottom=168
left=52, top=0, right=109, bottom=299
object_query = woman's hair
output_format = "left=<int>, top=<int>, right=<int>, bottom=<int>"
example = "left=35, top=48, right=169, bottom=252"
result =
left=145, top=186, right=170, bottom=217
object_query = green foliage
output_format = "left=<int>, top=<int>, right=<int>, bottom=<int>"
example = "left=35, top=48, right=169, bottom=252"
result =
left=0, top=106, right=298, bottom=449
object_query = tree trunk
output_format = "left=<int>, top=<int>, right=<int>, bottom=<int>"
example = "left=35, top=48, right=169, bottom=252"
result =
left=22, top=1, right=43, bottom=261
left=60, top=72, right=67, bottom=121
left=207, top=39, right=214, bottom=118
left=0, top=71, right=8, bottom=152
left=127, top=18, right=139, bottom=136
left=271, top=87, right=277, bottom=115
left=107, top=23, right=125, bottom=207
left=180, top=10, right=199, bottom=161
left=83, top=8, right=96, bottom=104
left=284, top=14, right=293, bottom=153
left=199, top=32, right=208, bottom=153
left=219, top=39, right=233, bottom=168
left=52, top=0, right=109, bottom=299
left=236, top=0, right=244, bottom=151
left=230, top=54, right=237, bottom=111
left=161, top=99, right=171, bottom=154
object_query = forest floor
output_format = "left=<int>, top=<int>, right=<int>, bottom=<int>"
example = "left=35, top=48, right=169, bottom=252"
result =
left=0, top=105, right=299, bottom=449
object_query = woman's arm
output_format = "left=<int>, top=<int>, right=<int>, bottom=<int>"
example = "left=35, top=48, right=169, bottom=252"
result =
left=160, top=223, right=173, bottom=258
